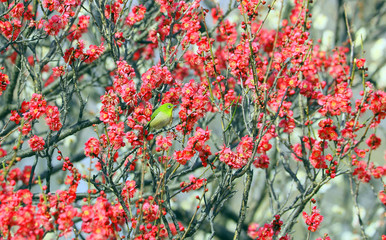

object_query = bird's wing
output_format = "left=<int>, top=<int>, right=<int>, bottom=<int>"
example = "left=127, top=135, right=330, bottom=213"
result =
left=149, top=111, right=171, bottom=129
left=150, top=106, right=163, bottom=121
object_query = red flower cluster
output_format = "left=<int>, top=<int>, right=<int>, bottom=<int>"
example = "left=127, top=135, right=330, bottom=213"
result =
left=318, top=119, right=338, bottom=141
left=1, top=0, right=385, bottom=239
left=0, top=19, right=21, bottom=40
left=253, top=154, right=270, bottom=169
left=28, top=135, right=45, bottom=152
left=177, top=80, right=211, bottom=134
left=67, top=15, right=90, bottom=41
left=100, top=90, right=120, bottom=125
left=4, top=165, right=31, bottom=186
left=20, top=121, right=31, bottom=136
left=121, top=180, right=137, bottom=200
left=85, top=43, right=105, bottom=63
left=352, top=159, right=386, bottom=183
left=45, top=106, right=62, bottom=131
left=0, top=166, right=81, bottom=239
left=63, top=40, right=105, bottom=65
left=366, top=133, right=381, bottom=150
left=0, top=71, right=10, bottom=96
left=247, top=215, right=290, bottom=240
left=2, top=92, right=61, bottom=157
left=238, top=0, right=262, bottom=20
left=106, top=121, right=126, bottom=150
left=128, top=103, right=153, bottom=132
left=356, top=58, right=366, bottom=68
left=114, top=31, right=125, bottom=47
left=379, top=190, right=386, bottom=206
left=134, top=224, right=169, bottom=239
left=318, top=82, right=352, bottom=116
left=84, top=137, right=101, bottom=158
left=156, top=133, right=173, bottom=152
left=104, top=1, right=122, bottom=23
left=140, top=64, right=174, bottom=101
left=9, top=3, right=24, bottom=19
left=316, top=234, right=332, bottom=240
left=296, top=136, right=329, bottom=169
left=44, top=14, right=68, bottom=36
left=81, top=197, right=126, bottom=239
left=174, top=127, right=211, bottom=166
left=218, top=135, right=256, bottom=169
left=52, top=66, right=65, bottom=77
left=113, top=60, right=137, bottom=106
left=27, top=93, right=47, bottom=119
left=368, top=90, right=386, bottom=126
left=303, top=206, right=324, bottom=232
left=179, top=1, right=202, bottom=48
left=10, top=110, right=21, bottom=124
left=140, top=199, right=161, bottom=223
left=43, top=0, right=81, bottom=14
left=180, top=175, right=206, bottom=193
left=0, top=0, right=35, bottom=40
left=0, top=186, right=44, bottom=239
left=0, top=144, right=7, bottom=158
left=126, top=5, right=146, bottom=26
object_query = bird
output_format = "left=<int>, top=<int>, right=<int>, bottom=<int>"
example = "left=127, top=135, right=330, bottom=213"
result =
left=147, top=103, right=175, bottom=131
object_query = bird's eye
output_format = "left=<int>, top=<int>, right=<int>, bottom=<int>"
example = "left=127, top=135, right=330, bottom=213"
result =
left=168, top=105, right=172, bottom=108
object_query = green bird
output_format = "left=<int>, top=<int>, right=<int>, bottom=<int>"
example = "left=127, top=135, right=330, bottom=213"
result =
left=148, top=103, right=175, bottom=131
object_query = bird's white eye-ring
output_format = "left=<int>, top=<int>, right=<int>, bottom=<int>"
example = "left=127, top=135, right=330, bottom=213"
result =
left=168, top=105, right=172, bottom=108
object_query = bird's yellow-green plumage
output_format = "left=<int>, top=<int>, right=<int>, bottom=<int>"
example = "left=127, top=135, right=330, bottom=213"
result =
left=148, top=103, right=174, bottom=130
